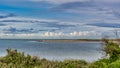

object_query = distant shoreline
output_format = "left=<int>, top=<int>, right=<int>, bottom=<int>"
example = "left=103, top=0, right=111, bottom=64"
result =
left=0, top=39, right=119, bottom=42
left=37, top=39, right=102, bottom=42
left=37, top=39, right=120, bottom=42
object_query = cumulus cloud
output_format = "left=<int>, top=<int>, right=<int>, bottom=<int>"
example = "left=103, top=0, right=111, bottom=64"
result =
left=42, top=32, right=64, bottom=36
left=0, top=31, right=100, bottom=39
left=69, top=31, right=96, bottom=36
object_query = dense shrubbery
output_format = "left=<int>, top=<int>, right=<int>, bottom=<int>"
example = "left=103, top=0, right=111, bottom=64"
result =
left=0, top=39, right=120, bottom=68
left=0, top=49, right=88, bottom=68
left=89, top=40, right=120, bottom=68
left=0, top=49, right=42, bottom=68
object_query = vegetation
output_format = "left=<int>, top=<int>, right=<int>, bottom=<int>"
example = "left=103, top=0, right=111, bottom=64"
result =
left=0, top=48, right=88, bottom=68
left=89, top=39, right=120, bottom=68
left=0, top=39, right=120, bottom=68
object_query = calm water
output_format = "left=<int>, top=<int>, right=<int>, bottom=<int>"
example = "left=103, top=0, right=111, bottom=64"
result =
left=0, top=39, right=103, bottom=62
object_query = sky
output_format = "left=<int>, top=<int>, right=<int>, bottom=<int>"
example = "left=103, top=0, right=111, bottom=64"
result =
left=0, top=0, right=120, bottom=39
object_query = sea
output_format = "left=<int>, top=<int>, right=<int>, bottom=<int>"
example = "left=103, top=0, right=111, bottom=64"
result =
left=0, top=39, right=104, bottom=62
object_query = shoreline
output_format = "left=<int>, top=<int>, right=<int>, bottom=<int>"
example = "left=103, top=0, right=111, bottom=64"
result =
left=0, top=39, right=119, bottom=42
left=37, top=39, right=102, bottom=42
left=37, top=39, right=120, bottom=42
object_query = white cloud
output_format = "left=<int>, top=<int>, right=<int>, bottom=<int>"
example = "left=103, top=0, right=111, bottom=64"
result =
left=0, top=31, right=100, bottom=39
left=29, top=0, right=120, bottom=4
left=29, top=0, right=89, bottom=4
left=0, top=16, right=119, bottom=39
left=97, top=0, right=120, bottom=3
left=69, top=31, right=98, bottom=36
left=42, top=32, right=64, bottom=36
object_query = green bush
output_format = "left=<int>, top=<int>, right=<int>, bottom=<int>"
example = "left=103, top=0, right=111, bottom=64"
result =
left=0, top=48, right=42, bottom=68
left=104, top=42, right=120, bottom=62
left=89, top=39, right=120, bottom=68
left=0, top=48, right=88, bottom=68
left=108, top=60, right=120, bottom=68
left=89, top=61, right=107, bottom=68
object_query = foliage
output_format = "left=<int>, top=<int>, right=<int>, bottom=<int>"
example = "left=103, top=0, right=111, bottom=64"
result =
left=104, top=41, right=120, bottom=62
left=0, top=48, right=42, bottom=68
left=88, top=39, right=120, bottom=68
left=108, top=60, right=120, bottom=68
left=0, top=49, right=88, bottom=68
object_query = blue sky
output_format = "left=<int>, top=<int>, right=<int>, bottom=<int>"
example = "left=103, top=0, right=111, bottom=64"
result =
left=0, top=0, right=120, bottom=39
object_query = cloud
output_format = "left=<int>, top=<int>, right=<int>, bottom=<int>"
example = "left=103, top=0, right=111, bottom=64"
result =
left=47, top=0, right=120, bottom=27
left=0, top=13, right=16, bottom=19
left=40, top=31, right=99, bottom=37
left=0, top=16, right=77, bottom=34
left=69, top=31, right=97, bottom=36
left=44, top=0, right=120, bottom=17
left=0, top=31, right=100, bottom=39
left=51, top=1, right=95, bottom=11
left=0, top=23, right=6, bottom=26
left=50, top=0, right=117, bottom=15
left=97, top=0, right=120, bottom=3
left=42, top=32, right=64, bottom=36
left=112, top=11, right=120, bottom=18
left=30, top=0, right=120, bottom=4
left=0, top=13, right=119, bottom=39
left=5, top=27, right=36, bottom=33
left=28, top=0, right=120, bottom=18
left=49, top=0, right=109, bottom=16
left=87, top=23, right=120, bottom=28
left=0, top=0, right=120, bottom=39
left=29, top=0, right=89, bottom=4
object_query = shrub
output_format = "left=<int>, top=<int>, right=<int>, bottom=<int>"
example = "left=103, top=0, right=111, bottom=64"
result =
left=0, top=49, right=88, bottom=68
left=108, top=60, right=120, bottom=68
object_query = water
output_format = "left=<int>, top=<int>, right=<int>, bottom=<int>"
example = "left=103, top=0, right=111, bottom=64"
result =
left=0, top=39, right=103, bottom=62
